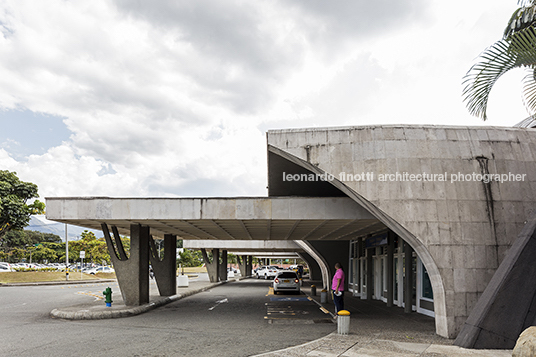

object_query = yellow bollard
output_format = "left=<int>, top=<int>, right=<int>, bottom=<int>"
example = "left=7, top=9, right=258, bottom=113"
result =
left=337, top=310, right=350, bottom=335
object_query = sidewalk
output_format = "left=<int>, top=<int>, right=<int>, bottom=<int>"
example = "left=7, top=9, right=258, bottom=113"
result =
left=253, top=280, right=512, bottom=357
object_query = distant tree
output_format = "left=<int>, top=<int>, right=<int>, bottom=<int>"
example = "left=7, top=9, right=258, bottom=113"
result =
left=1, top=230, right=61, bottom=249
left=32, top=245, right=58, bottom=263
left=0, top=170, right=45, bottom=239
left=68, top=230, right=110, bottom=265
left=177, top=249, right=203, bottom=267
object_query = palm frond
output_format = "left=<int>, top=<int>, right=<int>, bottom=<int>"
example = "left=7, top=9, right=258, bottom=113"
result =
left=522, top=67, right=536, bottom=113
left=463, top=27, right=536, bottom=120
left=463, top=41, right=518, bottom=120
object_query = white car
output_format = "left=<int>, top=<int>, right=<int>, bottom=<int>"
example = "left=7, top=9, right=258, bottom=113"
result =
left=0, top=263, right=12, bottom=272
left=85, top=266, right=115, bottom=275
left=273, top=271, right=300, bottom=294
left=256, top=265, right=280, bottom=280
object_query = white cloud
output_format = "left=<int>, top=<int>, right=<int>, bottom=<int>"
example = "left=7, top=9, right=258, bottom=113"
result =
left=0, top=0, right=530, bottom=201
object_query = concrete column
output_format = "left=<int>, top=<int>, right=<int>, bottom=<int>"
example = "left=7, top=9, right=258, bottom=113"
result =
left=237, top=255, right=248, bottom=277
left=298, top=252, right=321, bottom=281
left=246, top=255, right=252, bottom=276
left=366, top=248, right=373, bottom=300
left=387, top=231, right=395, bottom=307
left=149, top=234, right=177, bottom=296
left=102, top=223, right=150, bottom=306
left=201, top=248, right=220, bottom=283
left=219, top=250, right=228, bottom=281
left=404, top=241, right=413, bottom=313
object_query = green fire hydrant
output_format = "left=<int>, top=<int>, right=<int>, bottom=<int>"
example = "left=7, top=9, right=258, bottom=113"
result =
left=103, top=287, right=113, bottom=307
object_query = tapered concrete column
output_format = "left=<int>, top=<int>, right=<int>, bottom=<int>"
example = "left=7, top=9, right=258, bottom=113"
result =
left=237, top=255, right=252, bottom=277
left=201, top=248, right=220, bottom=283
left=237, top=255, right=246, bottom=277
left=246, top=255, right=252, bottom=276
left=404, top=241, right=413, bottom=313
left=387, top=231, right=395, bottom=307
left=366, top=248, right=373, bottom=300
left=102, top=223, right=150, bottom=306
left=149, top=234, right=177, bottom=296
left=219, top=250, right=228, bottom=281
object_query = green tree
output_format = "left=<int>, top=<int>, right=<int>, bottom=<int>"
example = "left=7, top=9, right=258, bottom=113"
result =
left=463, top=0, right=536, bottom=120
left=177, top=249, right=203, bottom=267
left=32, top=244, right=58, bottom=263
left=0, top=230, right=62, bottom=262
left=69, top=230, right=110, bottom=265
left=0, top=170, right=45, bottom=239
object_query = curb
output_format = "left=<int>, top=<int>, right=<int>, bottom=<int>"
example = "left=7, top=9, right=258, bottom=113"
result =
left=302, top=287, right=337, bottom=320
left=49, top=277, right=249, bottom=320
left=0, top=279, right=117, bottom=287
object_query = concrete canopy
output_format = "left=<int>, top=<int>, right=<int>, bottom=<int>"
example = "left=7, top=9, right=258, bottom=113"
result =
left=45, top=196, right=383, bottom=240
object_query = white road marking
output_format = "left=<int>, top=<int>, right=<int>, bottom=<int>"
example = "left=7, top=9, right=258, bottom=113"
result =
left=208, top=298, right=228, bottom=310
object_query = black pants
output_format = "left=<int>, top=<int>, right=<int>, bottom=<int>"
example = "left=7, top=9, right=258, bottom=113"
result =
left=334, top=292, right=344, bottom=313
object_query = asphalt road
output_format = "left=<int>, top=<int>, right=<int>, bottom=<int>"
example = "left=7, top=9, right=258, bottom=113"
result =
left=0, top=277, right=335, bottom=356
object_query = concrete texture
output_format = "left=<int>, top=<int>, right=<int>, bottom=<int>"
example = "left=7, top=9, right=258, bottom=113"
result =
left=149, top=233, right=177, bottom=296
left=455, top=205, right=536, bottom=349
left=183, top=239, right=304, bottom=252
left=46, top=196, right=376, bottom=239
left=102, top=223, right=150, bottom=306
left=267, top=125, right=536, bottom=339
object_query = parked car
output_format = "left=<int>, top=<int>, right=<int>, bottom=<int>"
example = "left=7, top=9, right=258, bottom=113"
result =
left=256, top=265, right=280, bottom=280
left=84, top=266, right=115, bottom=275
left=0, top=263, right=12, bottom=272
left=273, top=271, right=300, bottom=294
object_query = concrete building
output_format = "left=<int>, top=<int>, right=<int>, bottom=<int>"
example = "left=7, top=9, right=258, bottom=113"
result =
left=46, top=124, right=536, bottom=349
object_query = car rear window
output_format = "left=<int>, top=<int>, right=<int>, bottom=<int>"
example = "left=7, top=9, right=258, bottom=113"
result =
left=277, top=272, right=298, bottom=278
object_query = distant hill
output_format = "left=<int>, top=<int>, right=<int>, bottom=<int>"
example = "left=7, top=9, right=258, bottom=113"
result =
left=27, top=215, right=103, bottom=241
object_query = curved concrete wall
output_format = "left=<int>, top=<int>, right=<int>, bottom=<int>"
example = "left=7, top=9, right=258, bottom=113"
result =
left=267, top=125, right=536, bottom=338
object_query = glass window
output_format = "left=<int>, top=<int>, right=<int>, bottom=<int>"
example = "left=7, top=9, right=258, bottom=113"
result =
left=422, top=263, right=433, bottom=299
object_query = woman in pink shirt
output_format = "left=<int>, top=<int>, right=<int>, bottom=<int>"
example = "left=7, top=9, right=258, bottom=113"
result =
left=332, top=262, right=345, bottom=313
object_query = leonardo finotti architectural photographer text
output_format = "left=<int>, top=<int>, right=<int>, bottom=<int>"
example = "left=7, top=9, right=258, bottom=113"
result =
left=282, top=172, right=527, bottom=184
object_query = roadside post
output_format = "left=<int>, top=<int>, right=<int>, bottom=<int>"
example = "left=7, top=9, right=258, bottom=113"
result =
left=65, top=224, right=69, bottom=281
left=320, top=289, right=327, bottom=303
left=311, top=284, right=316, bottom=296
left=80, top=251, right=85, bottom=279
left=337, top=310, right=351, bottom=335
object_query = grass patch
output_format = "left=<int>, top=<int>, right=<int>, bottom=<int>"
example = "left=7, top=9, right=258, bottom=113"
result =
left=179, top=266, right=207, bottom=273
left=0, top=271, right=112, bottom=284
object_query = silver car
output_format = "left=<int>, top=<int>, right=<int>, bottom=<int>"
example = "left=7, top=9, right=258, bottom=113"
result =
left=273, top=271, right=300, bottom=294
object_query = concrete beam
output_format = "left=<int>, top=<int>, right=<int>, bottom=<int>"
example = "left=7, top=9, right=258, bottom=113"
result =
left=45, top=197, right=378, bottom=240
left=183, top=239, right=304, bottom=252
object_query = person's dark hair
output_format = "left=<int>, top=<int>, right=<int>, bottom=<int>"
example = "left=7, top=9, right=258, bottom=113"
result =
left=335, top=262, right=341, bottom=269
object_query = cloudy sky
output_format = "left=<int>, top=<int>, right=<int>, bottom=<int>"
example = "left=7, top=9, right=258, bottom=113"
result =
left=0, top=0, right=528, bottom=201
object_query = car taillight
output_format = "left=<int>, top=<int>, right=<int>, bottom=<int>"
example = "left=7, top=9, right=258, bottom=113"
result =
left=274, top=278, right=279, bottom=283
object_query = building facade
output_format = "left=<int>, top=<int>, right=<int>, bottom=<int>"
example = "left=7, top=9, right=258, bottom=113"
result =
left=266, top=125, right=536, bottom=338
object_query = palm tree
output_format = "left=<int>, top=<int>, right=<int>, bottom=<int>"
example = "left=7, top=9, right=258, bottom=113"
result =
left=463, top=0, right=536, bottom=120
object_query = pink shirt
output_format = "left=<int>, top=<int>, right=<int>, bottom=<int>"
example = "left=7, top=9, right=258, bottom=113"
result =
left=332, top=268, right=345, bottom=291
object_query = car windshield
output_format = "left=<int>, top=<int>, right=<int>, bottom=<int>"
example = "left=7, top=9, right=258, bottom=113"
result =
left=277, top=272, right=298, bottom=278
